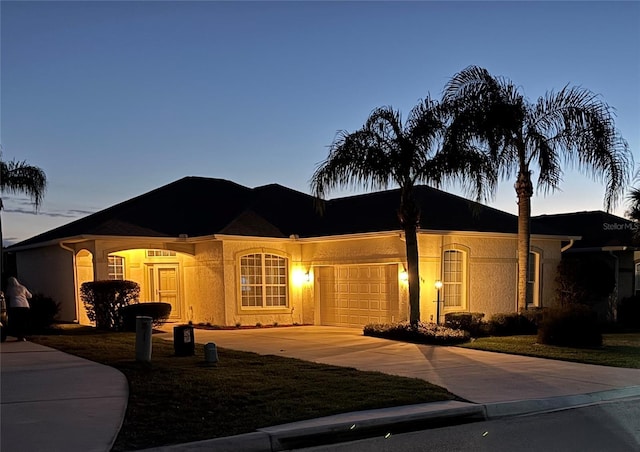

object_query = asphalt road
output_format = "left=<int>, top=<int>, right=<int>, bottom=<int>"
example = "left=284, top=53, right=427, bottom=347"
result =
left=298, top=397, right=640, bottom=452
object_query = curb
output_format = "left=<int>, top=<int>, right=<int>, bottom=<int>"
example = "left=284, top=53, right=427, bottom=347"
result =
left=484, top=385, right=640, bottom=419
left=138, top=386, right=640, bottom=451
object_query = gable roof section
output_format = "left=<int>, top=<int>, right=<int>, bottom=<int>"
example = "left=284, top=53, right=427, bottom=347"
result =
left=532, top=211, right=637, bottom=249
left=10, top=176, right=569, bottom=248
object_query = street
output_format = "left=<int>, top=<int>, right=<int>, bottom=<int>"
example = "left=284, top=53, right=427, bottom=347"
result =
left=298, top=398, right=640, bottom=452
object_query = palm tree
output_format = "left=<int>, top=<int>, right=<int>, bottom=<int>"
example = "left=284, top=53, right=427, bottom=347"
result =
left=443, top=66, right=632, bottom=311
left=311, top=97, right=496, bottom=325
left=0, top=155, right=47, bottom=286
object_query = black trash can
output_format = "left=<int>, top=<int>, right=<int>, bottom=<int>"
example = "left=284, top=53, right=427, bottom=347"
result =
left=173, top=324, right=195, bottom=356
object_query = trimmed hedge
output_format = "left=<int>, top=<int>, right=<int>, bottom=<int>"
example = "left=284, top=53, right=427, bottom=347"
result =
left=487, top=310, right=541, bottom=336
left=363, top=321, right=470, bottom=345
left=444, top=312, right=486, bottom=337
left=80, top=280, right=140, bottom=331
left=537, top=305, right=602, bottom=347
left=119, top=302, right=172, bottom=331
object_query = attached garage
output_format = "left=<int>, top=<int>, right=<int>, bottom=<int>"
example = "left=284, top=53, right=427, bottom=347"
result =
left=318, top=264, right=399, bottom=327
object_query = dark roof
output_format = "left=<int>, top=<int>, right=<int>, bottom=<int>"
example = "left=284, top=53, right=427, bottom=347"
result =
left=532, top=211, right=637, bottom=249
left=11, top=176, right=568, bottom=248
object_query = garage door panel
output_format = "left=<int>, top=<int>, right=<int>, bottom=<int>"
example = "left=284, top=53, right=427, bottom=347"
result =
left=320, top=264, right=396, bottom=328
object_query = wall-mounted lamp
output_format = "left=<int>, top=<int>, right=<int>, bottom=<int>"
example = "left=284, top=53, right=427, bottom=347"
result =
left=399, top=268, right=409, bottom=282
left=292, top=268, right=312, bottom=286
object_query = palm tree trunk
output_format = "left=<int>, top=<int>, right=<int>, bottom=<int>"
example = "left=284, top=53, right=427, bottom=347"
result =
left=404, top=223, right=421, bottom=325
left=399, top=186, right=421, bottom=325
left=515, top=171, right=533, bottom=311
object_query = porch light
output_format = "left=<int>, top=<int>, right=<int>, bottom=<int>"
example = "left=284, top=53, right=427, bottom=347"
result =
left=399, top=268, right=409, bottom=282
left=292, top=268, right=311, bottom=286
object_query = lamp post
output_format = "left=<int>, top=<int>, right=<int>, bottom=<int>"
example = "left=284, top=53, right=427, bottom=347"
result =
left=434, top=280, right=443, bottom=325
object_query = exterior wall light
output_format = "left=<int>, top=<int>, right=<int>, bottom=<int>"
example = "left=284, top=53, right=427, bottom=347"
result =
left=399, top=268, right=409, bottom=282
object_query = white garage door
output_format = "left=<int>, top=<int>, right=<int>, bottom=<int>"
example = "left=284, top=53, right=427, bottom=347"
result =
left=319, top=265, right=396, bottom=328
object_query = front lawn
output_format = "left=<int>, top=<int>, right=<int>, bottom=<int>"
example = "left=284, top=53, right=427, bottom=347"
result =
left=459, top=333, right=640, bottom=368
left=30, top=326, right=457, bottom=451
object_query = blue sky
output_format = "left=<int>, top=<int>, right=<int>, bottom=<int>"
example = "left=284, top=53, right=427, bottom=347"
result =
left=2, top=1, right=639, bottom=245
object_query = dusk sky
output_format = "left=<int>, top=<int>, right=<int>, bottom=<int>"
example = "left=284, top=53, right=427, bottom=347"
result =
left=2, top=1, right=639, bottom=246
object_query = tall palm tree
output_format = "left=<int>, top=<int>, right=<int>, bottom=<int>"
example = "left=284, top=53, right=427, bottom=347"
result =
left=626, top=187, right=640, bottom=223
left=0, top=156, right=47, bottom=285
left=311, top=97, right=496, bottom=325
left=443, top=66, right=632, bottom=310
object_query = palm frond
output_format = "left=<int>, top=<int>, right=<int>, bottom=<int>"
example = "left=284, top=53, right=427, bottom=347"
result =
left=0, top=159, right=48, bottom=209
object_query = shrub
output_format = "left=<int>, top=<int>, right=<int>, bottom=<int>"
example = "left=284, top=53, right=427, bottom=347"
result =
left=537, top=305, right=602, bottom=347
left=488, top=310, right=540, bottom=336
left=617, top=295, right=640, bottom=329
left=29, top=293, right=61, bottom=333
left=519, top=308, right=545, bottom=332
left=119, top=302, right=172, bottom=332
left=363, top=321, right=470, bottom=346
left=555, top=257, right=615, bottom=306
left=444, top=312, right=485, bottom=337
left=80, top=280, right=140, bottom=330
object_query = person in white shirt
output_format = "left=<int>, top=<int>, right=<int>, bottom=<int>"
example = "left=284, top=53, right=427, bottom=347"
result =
left=6, top=277, right=32, bottom=341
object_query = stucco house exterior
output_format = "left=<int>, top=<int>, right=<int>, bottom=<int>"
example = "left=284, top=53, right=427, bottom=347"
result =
left=533, top=211, right=638, bottom=320
left=7, top=177, right=573, bottom=327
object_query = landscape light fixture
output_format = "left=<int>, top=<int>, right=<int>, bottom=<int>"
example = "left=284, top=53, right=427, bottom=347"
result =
left=435, top=280, right=443, bottom=325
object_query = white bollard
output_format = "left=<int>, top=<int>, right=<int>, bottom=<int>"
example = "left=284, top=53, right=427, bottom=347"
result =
left=135, top=316, right=153, bottom=362
left=204, top=342, right=218, bottom=364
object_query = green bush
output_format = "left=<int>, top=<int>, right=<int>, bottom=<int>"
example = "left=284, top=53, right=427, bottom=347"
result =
left=29, top=293, right=61, bottom=333
left=617, top=295, right=640, bottom=329
left=363, top=321, right=470, bottom=345
left=80, top=280, right=140, bottom=331
left=488, top=310, right=540, bottom=336
left=537, top=305, right=602, bottom=347
left=119, top=302, right=172, bottom=332
left=444, top=312, right=485, bottom=337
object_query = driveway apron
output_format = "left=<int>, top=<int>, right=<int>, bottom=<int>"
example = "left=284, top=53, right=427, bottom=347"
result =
left=160, top=326, right=640, bottom=404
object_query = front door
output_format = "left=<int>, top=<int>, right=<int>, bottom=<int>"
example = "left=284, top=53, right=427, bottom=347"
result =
left=147, top=265, right=181, bottom=319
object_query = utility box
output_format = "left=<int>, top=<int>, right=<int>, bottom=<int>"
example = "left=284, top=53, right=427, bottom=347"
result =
left=173, top=324, right=195, bottom=356
left=204, top=342, right=218, bottom=364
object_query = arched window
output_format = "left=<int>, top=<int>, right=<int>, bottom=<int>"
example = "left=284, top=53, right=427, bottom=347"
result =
left=442, top=249, right=466, bottom=309
left=240, top=253, right=288, bottom=308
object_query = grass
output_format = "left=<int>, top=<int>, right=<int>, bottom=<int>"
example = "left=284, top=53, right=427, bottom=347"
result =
left=459, top=333, right=640, bottom=368
left=30, top=326, right=457, bottom=451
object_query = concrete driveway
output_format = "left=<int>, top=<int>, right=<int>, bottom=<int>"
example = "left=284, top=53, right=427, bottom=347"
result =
left=159, top=326, right=640, bottom=404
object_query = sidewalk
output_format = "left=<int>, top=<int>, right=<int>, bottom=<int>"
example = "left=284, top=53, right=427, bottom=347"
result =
left=0, top=339, right=128, bottom=452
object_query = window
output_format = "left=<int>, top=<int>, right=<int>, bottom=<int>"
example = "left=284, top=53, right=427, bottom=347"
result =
left=240, top=253, right=288, bottom=308
left=146, top=250, right=176, bottom=258
left=526, top=251, right=540, bottom=307
left=635, top=263, right=640, bottom=293
left=443, top=249, right=465, bottom=309
left=108, top=256, right=125, bottom=280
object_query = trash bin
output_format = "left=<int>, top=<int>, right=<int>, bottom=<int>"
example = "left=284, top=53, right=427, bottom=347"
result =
left=173, top=324, right=195, bottom=356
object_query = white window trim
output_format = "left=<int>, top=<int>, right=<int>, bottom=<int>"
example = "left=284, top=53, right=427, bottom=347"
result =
left=239, top=253, right=289, bottom=309
left=108, top=255, right=125, bottom=280
left=527, top=249, right=542, bottom=308
left=442, top=247, right=468, bottom=311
